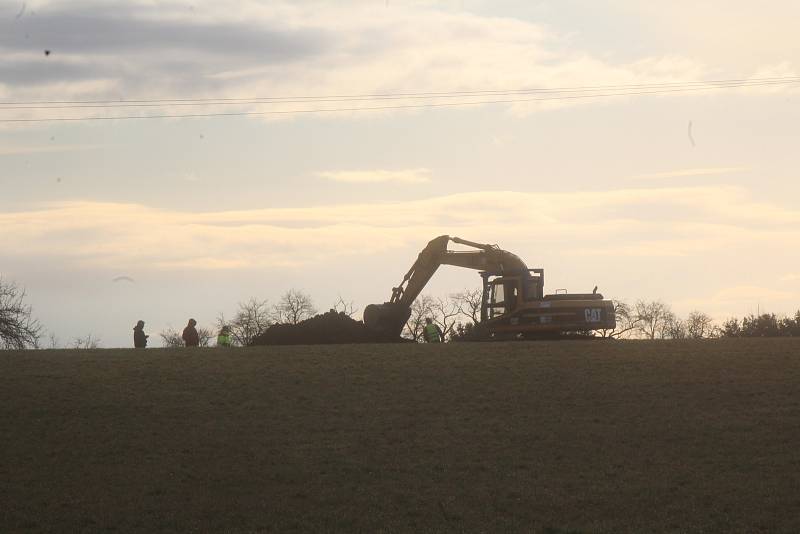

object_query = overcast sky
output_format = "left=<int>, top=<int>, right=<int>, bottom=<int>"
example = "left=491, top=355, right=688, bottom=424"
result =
left=2, top=0, right=799, bottom=347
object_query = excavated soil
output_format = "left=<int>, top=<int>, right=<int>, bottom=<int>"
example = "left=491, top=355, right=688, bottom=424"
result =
left=251, top=311, right=403, bottom=345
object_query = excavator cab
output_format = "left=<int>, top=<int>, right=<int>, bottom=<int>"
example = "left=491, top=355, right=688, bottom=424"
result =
left=486, top=280, right=507, bottom=319
left=481, top=269, right=543, bottom=320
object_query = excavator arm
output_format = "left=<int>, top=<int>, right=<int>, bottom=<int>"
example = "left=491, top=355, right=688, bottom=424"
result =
left=364, top=235, right=529, bottom=336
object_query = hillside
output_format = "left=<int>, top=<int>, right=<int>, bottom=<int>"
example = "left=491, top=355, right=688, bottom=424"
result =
left=2, top=339, right=799, bottom=532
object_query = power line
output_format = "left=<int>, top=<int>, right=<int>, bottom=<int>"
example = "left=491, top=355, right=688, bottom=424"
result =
left=1, top=78, right=797, bottom=123
left=1, top=78, right=796, bottom=111
left=1, top=76, right=797, bottom=108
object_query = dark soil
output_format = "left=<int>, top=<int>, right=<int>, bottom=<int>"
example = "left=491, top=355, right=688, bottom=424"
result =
left=3, top=339, right=800, bottom=532
left=251, top=310, right=403, bottom=345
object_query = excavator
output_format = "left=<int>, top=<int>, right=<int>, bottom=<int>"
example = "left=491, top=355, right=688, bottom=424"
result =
left=363, top=235, right=615, bottom=340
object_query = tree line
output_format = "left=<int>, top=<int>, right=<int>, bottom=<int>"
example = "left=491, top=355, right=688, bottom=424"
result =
left=404, top=296, right=800, bottom=341
left=597, top=301, right=800, bottom=339
left=0, top=277, right=331, bottom=349
left=158, top=289, right=335, bottom=348
left=2, top=276, right=800, bottom=349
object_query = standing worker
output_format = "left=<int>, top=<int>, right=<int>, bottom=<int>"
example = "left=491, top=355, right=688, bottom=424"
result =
left=423, top=317, right=444, bottom=343
left=133, top=320, right=148, bottom=348
left=217, top=325, right=232, bottom=347
left=182, top=318, right=200, bottom=347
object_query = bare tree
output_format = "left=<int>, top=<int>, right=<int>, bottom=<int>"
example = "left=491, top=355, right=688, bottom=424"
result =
left=634, top=300, right=674, bottom=340
left=597, top=300, right=640, bottom=339
left=432, top=296, right=460, bottom=342
left=219, top=298, right=273, bottom=346
left=661, top=313, right=687, bottom=339
left=72, top=334, right=101, bottom=349
left=686, top=311, right=715, bottom=339
left=160, top=326, right=214, bottom=348
left=720, top=317, right=741, bottom=337
left=45, top=331, right=61, bottom=349
left=0, top=278, right=43, bottom=350
left=403, top=295, right=434, bottom=342
left=197, top=327, right=213, bottom=347
left=332, top=296, right=358, bottom=318
left=452, top=288, right=482, bottom=325
left=273, top=289, right=317, bottom=325
left=159, top=328, right=184, bottom=348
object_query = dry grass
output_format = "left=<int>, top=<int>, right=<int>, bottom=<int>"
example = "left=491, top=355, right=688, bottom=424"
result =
left=2, top=339, right=800, bottom=533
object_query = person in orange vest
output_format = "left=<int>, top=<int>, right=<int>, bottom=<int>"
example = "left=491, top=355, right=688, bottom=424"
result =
left=423, top=317, right=444, bottom=343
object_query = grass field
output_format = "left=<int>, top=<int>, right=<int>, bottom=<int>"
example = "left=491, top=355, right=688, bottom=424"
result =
left=2, top=339, right=800, bottom=533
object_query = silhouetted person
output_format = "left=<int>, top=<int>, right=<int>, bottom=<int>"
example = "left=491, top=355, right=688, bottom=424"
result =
left=133, top=320, right=148, bottom=348
left=182, top=318, right=199, bottom=347
left=217, top=325, right=232, bottom=347
left=423, top=317, right=444, bottom=343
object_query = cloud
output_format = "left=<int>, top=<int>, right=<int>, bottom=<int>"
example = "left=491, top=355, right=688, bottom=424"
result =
left=712, top=286, right=795, bottom=302
left=0, top=143, right=105, bottom=156
left=633, top=167, right=747, bottom=181
left=0, top=0, right=727, bottom=121
left=612, top=2, right=800, bottom=72
left=672, top=285, right=798, bottom=322
left=317, top=168, right=431, bottom=184
left=2, top=184, right=800, bottom=272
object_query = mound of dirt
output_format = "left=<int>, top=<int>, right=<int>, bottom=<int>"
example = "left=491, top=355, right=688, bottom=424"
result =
left=251, top=311, right=403, bottom=345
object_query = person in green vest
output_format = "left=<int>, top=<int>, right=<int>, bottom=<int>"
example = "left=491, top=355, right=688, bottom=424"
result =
left=217, top=325, right=232, bottom=347
left=423, top=317, right=444, bottom=343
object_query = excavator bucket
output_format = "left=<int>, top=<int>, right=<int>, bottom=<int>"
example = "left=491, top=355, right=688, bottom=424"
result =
left=363, top=302, right=411, bottom=338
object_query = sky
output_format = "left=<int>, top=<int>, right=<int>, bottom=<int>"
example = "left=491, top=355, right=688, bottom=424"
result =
left=2, top=0, right=799, bottom=347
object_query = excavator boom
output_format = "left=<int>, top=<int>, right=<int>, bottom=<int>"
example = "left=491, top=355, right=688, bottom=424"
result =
left=388, top=235, right=528, bottom=306
left=364, top=235, right=530, bottom=337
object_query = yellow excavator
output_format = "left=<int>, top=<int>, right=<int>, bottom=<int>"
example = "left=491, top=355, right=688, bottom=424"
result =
left=363, top=235, right=615, bottom=339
